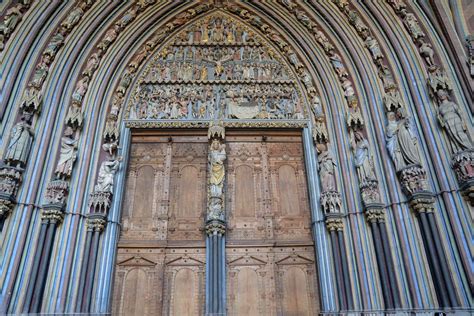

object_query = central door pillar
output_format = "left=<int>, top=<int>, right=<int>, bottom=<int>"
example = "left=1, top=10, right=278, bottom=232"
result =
left=205, top=122, right=227, bottom=315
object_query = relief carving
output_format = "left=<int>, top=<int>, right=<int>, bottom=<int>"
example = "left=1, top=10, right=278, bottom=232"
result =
left=127, top=13, right=307, bottom=122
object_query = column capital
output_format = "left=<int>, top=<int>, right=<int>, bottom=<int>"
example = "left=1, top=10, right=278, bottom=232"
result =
left=324, top=214, right=344, bottom=232
left=205, top=219, right=226, bottom=236
left=364, top=203, right=385, bottom=223
left=86, top=213, right=107, bottom=232
left=409, top=191, right=436, bottom=215
left=41, top=208, right=64, bottom=224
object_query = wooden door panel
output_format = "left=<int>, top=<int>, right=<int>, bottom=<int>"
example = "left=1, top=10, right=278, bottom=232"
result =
left=168, top=141, right=207, bottom=241
left=226, top=132, right=318, bottom=315
left=226, top=141, right=265, bottom=241
left=114, top=133, right=207, bottom=315
left=121, top=142, right=167, bottom=241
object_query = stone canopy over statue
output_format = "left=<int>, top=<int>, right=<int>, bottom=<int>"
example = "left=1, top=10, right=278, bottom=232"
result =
left=127, top=13, right=306, bottom=121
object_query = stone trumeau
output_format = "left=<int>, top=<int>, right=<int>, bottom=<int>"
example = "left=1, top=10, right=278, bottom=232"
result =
left=0, top=1, right=472, bottom=315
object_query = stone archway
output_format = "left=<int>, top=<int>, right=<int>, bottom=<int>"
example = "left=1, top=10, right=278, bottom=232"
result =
left=111, top=10, right=319, bottom=315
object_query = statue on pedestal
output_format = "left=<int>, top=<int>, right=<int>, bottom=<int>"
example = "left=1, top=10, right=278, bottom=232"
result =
left=436, top=90, right=472, bottom=154
left=4, top=113, right=33, bottom=168
left=55, top=127, right=78, bottom=179
left=386, top=110, right=422, bottom=172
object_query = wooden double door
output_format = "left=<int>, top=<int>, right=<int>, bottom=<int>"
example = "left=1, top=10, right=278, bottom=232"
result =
left=112, top=130, right=319, bottom=315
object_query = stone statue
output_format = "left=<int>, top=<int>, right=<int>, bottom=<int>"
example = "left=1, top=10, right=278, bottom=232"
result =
left=388, top=0, right=407, bottom=12
left=97, top=28, right=118, bottom=51
left=4, top=113, right=33, bottom=168
left=30, top=55, right=51, bottom=88
left=82, top=53, right=99, bottom=77
left=0, top=34, right=5, bottom=51
left=55, top=127, right=78, bottom=179
left=310, top=95, right=323, bottom=118
left=295, top=9, right=314, bottom=30
left=95, top=157, right=121, bottom=193
left=365, top=36, right=383, bottom=61
left=318, top=149, right=337, bottom=192
left=329, top=51, right=348, bottom=78
left=315, top=30, right=333, bottom=52
left=348, top=10, right=368, bottom=37
left=0, top=5, right=23, bottom=37
left=209, top=139, right=226, bottom=197
left=61, top=6, right=84, bottom=30
left=436, top=90, right=472, bottom=153
left=386, top=110, right=422, bottom=172
left=44, top=32, right=64, bottom=57
left=403, top=13, right=425, bottom=40
left=351, top=131, right=376, bottom=183
left=116, top=6, right=138, bottom=29
left=72, top=76, right=89, bottom=103
left=378, top=65, right=395, bottom=90
left=419, top=41, right=434, bottom=66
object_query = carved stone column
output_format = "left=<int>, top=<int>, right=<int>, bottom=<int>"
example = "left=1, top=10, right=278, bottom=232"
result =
left=23, top=206, right=63, bottom=313
left=410, top=193, right=459, bottom=307
left=324, top=212, right=353, bottom=311
left=205, top=122, right=226, bottom=316
left=365, top=204, right=401, bottom=309
left=75, top=189, right=111, bottom=313
left=76, top=213, right=107, bottom=312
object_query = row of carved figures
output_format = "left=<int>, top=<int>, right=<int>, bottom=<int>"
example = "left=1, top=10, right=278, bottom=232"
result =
left=144, top=60, right=290, bottom=82
left=130, top=84, right=303, bottom=120
left=174, top=16, right=256, bottom=46
left=160, top=46, right=276, bottom=63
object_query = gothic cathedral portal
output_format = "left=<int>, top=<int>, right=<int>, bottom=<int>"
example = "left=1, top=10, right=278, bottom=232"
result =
left=112, top=130, right=318, bottom=315
left=2, top=1, right=471, bottom=315
left=112, top=11, right=320, bottom=315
